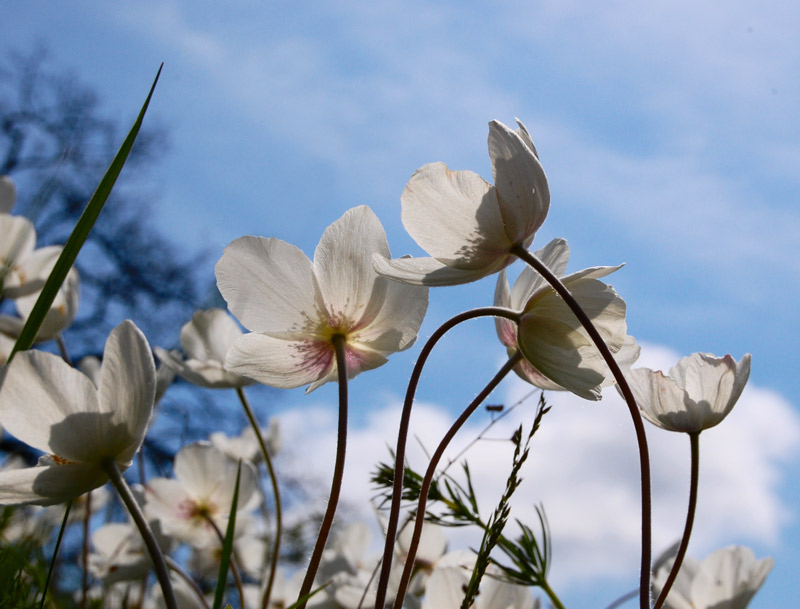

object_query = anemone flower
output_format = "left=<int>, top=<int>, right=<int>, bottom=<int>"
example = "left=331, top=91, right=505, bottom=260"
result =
left=374, top=119, right=549, bottom=286
left=215, top=205, right=428, bottom=391
left=625, top=352, right=751, bottom=433
left=155, top=307, right=255, bottom=389
left=495, top=238, right=639, bottom=398
left=0, top=320, right=155, bottom=506
left=652, top=546, right=772, bottom=609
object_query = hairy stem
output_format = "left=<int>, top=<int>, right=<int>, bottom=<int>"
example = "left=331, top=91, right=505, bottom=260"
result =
left=104, top=459, right=177, bottom=609
left=236, top=386, right=283, bottom=609
left=653, top=432, right=700, bottom=609
left=374, top=307, right=520, bottom=609
left=512, top=244, right=652, bottom=609
left=296, top=333, right=350, bottom=609
left=392, top=352, right=523, bottom=609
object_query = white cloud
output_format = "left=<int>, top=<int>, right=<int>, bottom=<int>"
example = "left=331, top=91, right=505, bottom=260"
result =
left=275, top=342, right=800, bottom=590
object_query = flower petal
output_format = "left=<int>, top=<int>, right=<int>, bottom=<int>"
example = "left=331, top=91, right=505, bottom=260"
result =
left=97, top=321, right=156, bottom=464
left=226, top=332, right=333, bottom=389
left=401, top=162, right=509, bottom=267
left=354, top=277, right=428, bottom=354
left=180, top=308, right=243, bottom=363
left=373, top=255, right=494, bottom=287
left=0, top=214, right=35, bottom=293
left=488, top=119, right=550, bottom=244
left=215, top=236, right=322, bottom=333
left=314, top=206, right=391, bottom=326
left=0, top=349, right=100, bottom=458
left=0, top=463, right=108, bottom=506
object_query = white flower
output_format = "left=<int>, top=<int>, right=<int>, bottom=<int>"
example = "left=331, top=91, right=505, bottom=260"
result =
left=209, top=419, right=281, bottom=463
left=495, top=238, right=639, bottom=399
left=145, top=441, right=258, bottom=548
left=155, top=308, right=255, bottom=389
left=625, top=352, right=751, bottom=433
left=653, top=546, right=773, bottom=609
left=0, top=320, right=156, bottom=506
left=421, top=550, right=535, bottom=609
left=374, top=119, right=549, bottom=286
left=215, top=205, right=428, bottom=392
left=0, top=245, right=80, bottom=343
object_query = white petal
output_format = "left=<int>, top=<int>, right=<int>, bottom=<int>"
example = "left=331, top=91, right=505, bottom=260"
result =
left=215, top=236, right=323, bottom=333
left=3, top=240, right=56, bottom=299
left=401, top=162, right=509, bottom=266
left=314, top=206, right=390, bottom=325
left=354, top=277, right=428, bottom=353
left=488, top=120, right=550, bottom=244
left=174, top=442, right=228, bottom=500
left=226, top=332, right=333, bottom=389
left=373, top=255, right=493, bottom=287
left=180, top=308, right=243, bottom=363
left=0, top=214, right=35, bottom=292
left=0, top=349, right=100, bottom=459
left=97, top=321, right=156, bottom=464
left=0, top=463, right=108, bottom=506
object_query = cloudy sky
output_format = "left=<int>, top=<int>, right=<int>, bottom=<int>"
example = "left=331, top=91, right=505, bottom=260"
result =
left=4, top=1, right=799, bottom=607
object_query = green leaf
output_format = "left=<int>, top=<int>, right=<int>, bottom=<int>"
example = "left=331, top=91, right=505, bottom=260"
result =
left=212, top=460, right=242, bottom=609
left=9, top=64, right=163, bottom=361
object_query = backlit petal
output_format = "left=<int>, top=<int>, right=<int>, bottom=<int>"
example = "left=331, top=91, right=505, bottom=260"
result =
left=373, top=255, right=495, bottom=287
left=0, top=463, right=108, bottom=506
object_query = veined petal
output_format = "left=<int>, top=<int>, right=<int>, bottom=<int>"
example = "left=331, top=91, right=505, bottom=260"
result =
left=174, top=442, right=229, bottom=500
left=373, top=255, right=497, bottom=287
left=0, top=215, right=35, bottom=290
left=226, top=332, right=333, bottom=389
left=0, top=349, right=100, bottom=459
left=0, top=462, right=108, bottom=506
left=97, top=321, right=156, bottom=464
left=314, top=206, right=391, bottom=325
left=401, top=162, right=509, bottom=266
left=488, top=120, right=550, bottom=244
left=180, top=308, right=242, bottom=363
left=215, top=236, right=323, bottom=333
left=354, top=277, right=428, bottom=353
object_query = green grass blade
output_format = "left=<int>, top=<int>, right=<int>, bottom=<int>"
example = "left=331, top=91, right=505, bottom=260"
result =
left=9, top=64, right=163, bottom=361
left=212, top=461, right=242, bottom=609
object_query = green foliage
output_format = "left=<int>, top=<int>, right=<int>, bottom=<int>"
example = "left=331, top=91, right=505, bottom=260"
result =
left=0, top=508, right=49, bottom=609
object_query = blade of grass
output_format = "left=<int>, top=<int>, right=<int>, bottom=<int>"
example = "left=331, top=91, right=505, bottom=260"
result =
left=8, top=64, right=163, bottom=361
left=212, top=461, right=242, bottom=609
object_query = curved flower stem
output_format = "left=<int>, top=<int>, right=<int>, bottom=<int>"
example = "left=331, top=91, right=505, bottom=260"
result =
left=653, top=431, right=700, bottom=609
left=236, top=386, right=283, bottom=609
left=511, top=244, right=653, bottom=609
left=296, top=333, right=350, bottom=609
left=204, top=514, right=246, bottom=609
left=392, top=352, right=523, bottom=609
left=374, top=307, right=520, bottom=609
left=165, top=556, right=213, bottom=609
left=103, top=459, right=177, bottom=609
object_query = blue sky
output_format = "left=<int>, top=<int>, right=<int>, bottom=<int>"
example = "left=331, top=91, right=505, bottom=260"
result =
left=3, top=1, right=799, bottom=607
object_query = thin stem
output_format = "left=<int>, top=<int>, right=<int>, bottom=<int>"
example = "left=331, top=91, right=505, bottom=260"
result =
left=602, top=589, right=638, bottom=609
left=296, top=333, right=350, bottom=609
left=204, top=513, right=246, bottom=609
left=39, top=501, right=71, bottom=609
left=511, top=244, right=652, bottom=609
left=236, top=386, right=283, bottom=609
left=165, top=556, right=213, bottom=609
left=56, top=333, right=72, bottom=365
left=103, top=459, right=178, bottom=609
left=392, top=352, right=523, bottom=609
left=374, top=307, right=520, bottom=609
left=653, top=432, right=700, bottom=609
left=81, top=491, right=92, bottom=609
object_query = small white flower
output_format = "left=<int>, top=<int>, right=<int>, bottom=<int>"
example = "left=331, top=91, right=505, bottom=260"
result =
left=625, top=352, right=751, bottom=433
left=653, top=546, right=773, bottom=609
left=0, top=321, right=156, bottom=506
left=374, top=119, right=549, bottom=286
left=155, top=308, right=255, bottom=389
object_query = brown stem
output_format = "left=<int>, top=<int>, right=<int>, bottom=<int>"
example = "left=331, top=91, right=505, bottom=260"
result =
left=374, top=307, right=520, bottom=609
left=295, top=333, right=349, bottom=609
left=653, top=432, right=700, bottom=609
left=392, top=352, right=523, bottom=609
left=511, top=244, right=652, bottom=609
